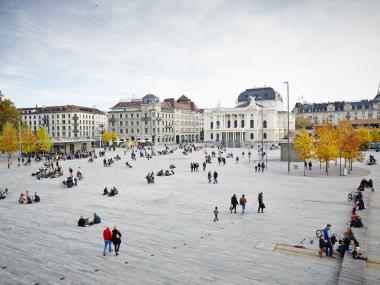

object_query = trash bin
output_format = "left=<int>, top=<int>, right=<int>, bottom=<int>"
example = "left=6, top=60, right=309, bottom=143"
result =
left=343, top=168, right=347, bottom=176
left=294, top=165, right=298, bottom=170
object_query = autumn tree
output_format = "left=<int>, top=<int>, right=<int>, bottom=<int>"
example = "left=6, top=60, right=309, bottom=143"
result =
left=371, top=129, right=380, bottom=144
left=315, top=122, right=339, bottom=175
left=111, top=131, right=118, bottom=142
left=102, top=131, right=111, bottom=145
left=337, top=121, right=362, bottom=173
left=295, top=117, right=312, bottom=130
left=293, top=129, right=315, bottom=176
left=0, top=121, right=20, bottom=168
left=357, top=128, right=371, bottom=149
left=22, top=128, right=38, bottom=157
left=36, top=128, right=52, bottom=155
left=0, top=93, right=21, bottom=132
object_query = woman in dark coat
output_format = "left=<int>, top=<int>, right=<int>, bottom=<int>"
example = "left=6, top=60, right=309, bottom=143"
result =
left=112, top=226, right=122, bottom=256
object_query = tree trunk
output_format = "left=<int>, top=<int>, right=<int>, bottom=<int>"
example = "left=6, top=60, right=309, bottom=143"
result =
left=304, top=160, right=306, bottom=176
left=326, top=161, right=328, bottom=175
left=7, top=152, right=11, bottom=169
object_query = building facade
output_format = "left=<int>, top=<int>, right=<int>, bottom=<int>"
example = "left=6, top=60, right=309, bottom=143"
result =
left=203, top=87, right=295, bottom=147
left=293, top=92, right=380, bottom=128
left=19, top=105, right=107, bottom=153
left=108, top=94, right=201, bottom=145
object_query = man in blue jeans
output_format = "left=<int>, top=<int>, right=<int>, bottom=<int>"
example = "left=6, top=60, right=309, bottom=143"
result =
left=103, top=227, right=112, bottom=256
left=323, top=224, right=333, bottom=257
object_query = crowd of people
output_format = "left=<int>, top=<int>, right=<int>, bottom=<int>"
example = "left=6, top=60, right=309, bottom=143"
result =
left=103, top=186, right=119, bottom=197
left=19, top=191, right=40, bottom=204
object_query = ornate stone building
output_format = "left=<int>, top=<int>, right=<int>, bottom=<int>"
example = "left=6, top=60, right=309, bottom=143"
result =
left=293, top=91, right=380, bottom=128
left=108, top=94, right=201, bottom=145
left=203, top=87, right=295, bottom=147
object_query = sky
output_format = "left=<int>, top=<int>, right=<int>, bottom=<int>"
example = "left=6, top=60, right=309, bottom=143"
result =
left=0, top=0, right=379, bottom=111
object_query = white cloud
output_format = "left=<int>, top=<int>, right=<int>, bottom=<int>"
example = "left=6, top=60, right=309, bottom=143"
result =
left=0, top=0, right=379, bottom=110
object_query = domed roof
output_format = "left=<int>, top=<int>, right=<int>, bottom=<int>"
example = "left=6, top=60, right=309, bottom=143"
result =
left=142, top=94, right=160, bottom=104
left=237, top=87, right=281, bottom=102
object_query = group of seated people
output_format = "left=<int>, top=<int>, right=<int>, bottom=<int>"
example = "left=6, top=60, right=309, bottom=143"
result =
left=78, top=213, right=101, bottom=227
left=63, top=176, right=77, bottom=188
left=114, top=155, right=121, bottom=161
left=32, top=167, right=63, bottom=179
left=19, top=191, right=40, bottom=204
left=335, top=228, right=367, bottom=260
left=358, top=178, right=374, bottom=191
left=103, top=158, right=114, bottom=167
left=146, top=172, right=155, bottom=184
left=103, top=186, right=118, bottom=197
left=156, top=169, right=175, bottom=176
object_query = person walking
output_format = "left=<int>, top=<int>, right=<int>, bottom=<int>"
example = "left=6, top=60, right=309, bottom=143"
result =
left=203, top=161, right=206, bottom=171
left=239, top=194, right=247, bottom=214
left=112, top=226, right=122, bottom=256
left=236, top=156, right=239, bottom=164
left=230, top=194, right=239, bottom=213
left=103, top=227, right=112, bottom=256
left=208, top=171, right=212, bottom=183
left=308, top=161, right=312, bottom=171
left=213, top=207, right=219, bottom=222
left=213, top=171, right=218, bottom=184
left=261, top=162, right=265, bottom=173
left=257, top=192, right=265, bottom=213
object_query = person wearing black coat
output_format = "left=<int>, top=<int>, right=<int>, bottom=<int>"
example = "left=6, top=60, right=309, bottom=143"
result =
left=230, top=194, right=239, bottom=213
left=112, top=226, right=122, bottom=256
left=258, top=192, right=265, bottom=213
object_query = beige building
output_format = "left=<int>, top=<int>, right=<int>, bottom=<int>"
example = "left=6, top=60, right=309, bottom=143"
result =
left=108, top=94, right=201, bottom=145
left=19, top=105, right=107, bottom=153
left=204, top=87, right=295, bottom=147
left=293, top=92, right=380, bottom=128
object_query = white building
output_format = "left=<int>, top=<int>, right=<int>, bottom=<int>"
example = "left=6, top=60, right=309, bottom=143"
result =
left=19, top=105, right=107, bottom=153
left=293, top=91, right=380, bottom=128
left=108, top=94, right=201, bottom=145
left=203, top=87, right=295, bottom=147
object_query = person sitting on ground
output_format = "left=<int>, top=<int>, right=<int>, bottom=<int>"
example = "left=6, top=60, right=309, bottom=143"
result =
left=126, top=162, right=132, bottom=168
left=157, top=169, right=164, bottom=176
left=109, top=186, right=118, bottom=197
left=356, top=198, right=365, bottom=210
left=103, top=187, right=109, bottom=196
left=90, top=213, right=101, bottom=225
left=25, top=191, right=33, bottom=204
left=19, top=194, right=27, bottom=204
left=78, top=215, right=89, bottom=227
left=34, top=192, right=40, bottom=202
left=350, top=213, right=363, bottom=228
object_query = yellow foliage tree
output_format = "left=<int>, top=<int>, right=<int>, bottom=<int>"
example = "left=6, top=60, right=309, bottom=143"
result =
left=357, top=128, right=371, bottom=149
left=293, top=129, right=315, bottom=176
left=371, top=129, right=380, bottom=143
left=0, top=121, right=20, bottom=168
left=36, top=128, right=52, bottom=155
left=338, top=121, right=362, bottom=173
left=22, top=128, right=38, bottom=157
left=295, top=117, right=312, bottom=130
left=102, top=131, right=111, bottom=145
left=111, top=131, right=118, bottom=142
left=315, top=122, right=339, bottom=175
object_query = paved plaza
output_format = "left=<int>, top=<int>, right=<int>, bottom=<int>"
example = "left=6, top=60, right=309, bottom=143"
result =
left=0, top=146, right=378, bottom=285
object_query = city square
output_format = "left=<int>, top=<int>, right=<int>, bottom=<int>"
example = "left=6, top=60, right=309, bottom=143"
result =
left=1, top=1, right=380, bottom=284
left=0, top=146, right=379, bottom=284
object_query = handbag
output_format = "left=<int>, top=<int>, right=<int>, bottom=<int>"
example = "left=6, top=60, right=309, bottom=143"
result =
left=262, top=203, right=266, bottom=209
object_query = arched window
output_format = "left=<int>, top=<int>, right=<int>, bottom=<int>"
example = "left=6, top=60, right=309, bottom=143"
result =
left=234, top=120, right=237, bottom=128
left=241, top=120, right=244, bottom=128
left=210, top=122, right=214, bottom=129
left=263, top=133, right=267, bottom=139
left=250, top=120, right=254, bottom=128
left=211, top=133, right=213, bottom=140
left=227, top=120, right=231, bottom=128
left=263, top=120, right=267, bottom=128
left=250, top=133, right=254, bottom=140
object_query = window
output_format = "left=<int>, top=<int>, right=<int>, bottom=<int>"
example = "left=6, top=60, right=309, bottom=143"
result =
left=216, top=121, right=220, bottom=129
left=227, top=120, right=231, bottom=128
left=120, top=114, right=122, bottom=118
left=126, top=128, right=128, bottom=134
left=250, top=133, right=254, bottom=139
left=211, top=133, right=213, bottom=140
left=145, top=128, right=148, bottom=134
left=250, top=120, right=254, bottom=128
left=263, top=133, right=267, bottom=139
left=234, top=120, right=237, bottom=128
left=241, top=120, right=244, bottom=128
left=263, top=120, right=267, bottom=128
left=211, top=122, right=214, bottom=129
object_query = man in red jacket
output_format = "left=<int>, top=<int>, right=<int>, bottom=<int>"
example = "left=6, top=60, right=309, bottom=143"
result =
left=103, top=227, right=112, bottom=256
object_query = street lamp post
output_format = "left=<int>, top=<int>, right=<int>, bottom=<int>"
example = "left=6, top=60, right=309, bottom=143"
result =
left=284, top=82, right=290, bottom=174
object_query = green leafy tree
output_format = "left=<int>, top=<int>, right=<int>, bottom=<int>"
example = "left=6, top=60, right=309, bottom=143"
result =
left=0, top=121, right=20, bottom=168
left=0, top=94, right=20, bottom=132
